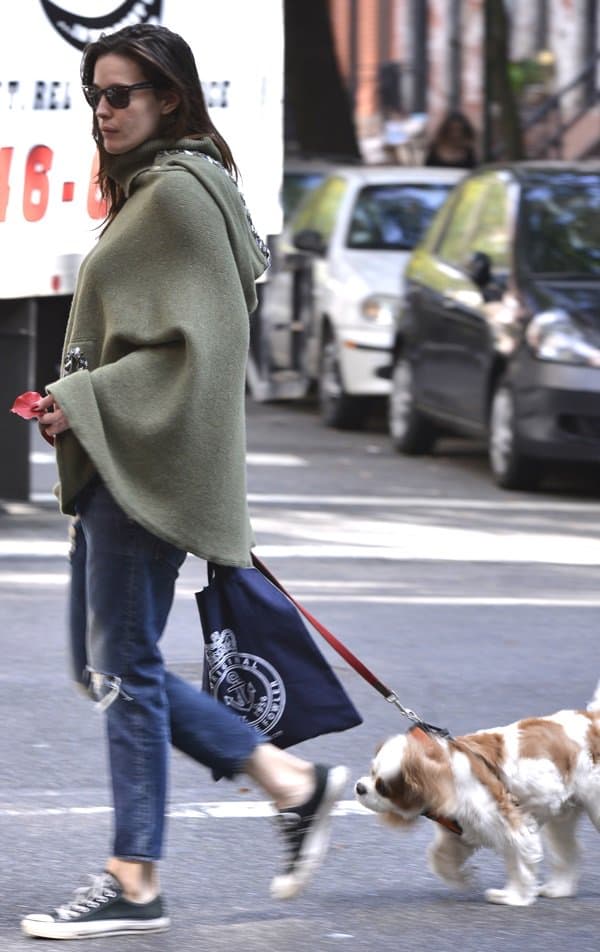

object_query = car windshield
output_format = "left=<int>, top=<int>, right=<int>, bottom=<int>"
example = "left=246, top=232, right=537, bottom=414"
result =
left=521, top=171, right=600, bottom=276
left=346, top=183, right=453, bottom=250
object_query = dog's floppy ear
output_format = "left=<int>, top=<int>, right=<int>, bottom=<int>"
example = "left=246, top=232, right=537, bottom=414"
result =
left=402, top=726, right=455, bottom=816
left=408, top=726, right=445, bottom=760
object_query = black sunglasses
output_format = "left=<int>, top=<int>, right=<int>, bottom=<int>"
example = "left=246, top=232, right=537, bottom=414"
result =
left=82, top=82, right=155, bottom=110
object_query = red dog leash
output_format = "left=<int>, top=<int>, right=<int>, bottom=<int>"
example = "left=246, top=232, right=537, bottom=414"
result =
left=252, top=554, right=463, bottom=836
left=252, top=553, right=452, bottom=739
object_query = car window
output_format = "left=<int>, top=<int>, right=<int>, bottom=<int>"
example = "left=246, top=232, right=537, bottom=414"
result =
left=419, top=186, right=461, bottom=252
left=521, top=171, right=600, bottom=276
left=467, top=177, right=512, bottom=271
left=290, top=176, right=347, bottom=244
left=281, top=171, right=327, bottom=222
left=435, top=176, right=492, bottom=266
left=346, top=183, right=454, bottom=250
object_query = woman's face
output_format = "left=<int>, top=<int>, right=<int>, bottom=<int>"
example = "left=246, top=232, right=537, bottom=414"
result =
left=446, top=120, right=465, bottom=144
left=92, top=53, right=177, bottom=154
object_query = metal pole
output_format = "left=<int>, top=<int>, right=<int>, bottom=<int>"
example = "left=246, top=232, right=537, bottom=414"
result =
left=0, top=298, right=36, bottom=500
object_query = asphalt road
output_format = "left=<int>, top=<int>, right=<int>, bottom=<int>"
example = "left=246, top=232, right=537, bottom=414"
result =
left=1, top=399, right=599, bottom=952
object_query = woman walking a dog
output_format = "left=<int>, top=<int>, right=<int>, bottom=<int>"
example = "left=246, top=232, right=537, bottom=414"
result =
left=21, top=23, right=347, bottom=941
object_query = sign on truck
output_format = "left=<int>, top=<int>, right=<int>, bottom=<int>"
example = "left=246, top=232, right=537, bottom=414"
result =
left=0, top=0, right=284, bottom=299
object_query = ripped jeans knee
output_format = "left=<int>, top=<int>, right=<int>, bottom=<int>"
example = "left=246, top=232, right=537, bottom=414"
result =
left=83, top=666, right=134, bottom=711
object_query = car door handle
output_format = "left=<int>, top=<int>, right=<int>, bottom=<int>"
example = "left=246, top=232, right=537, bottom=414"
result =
left=442, top=298, right=458, bottom=310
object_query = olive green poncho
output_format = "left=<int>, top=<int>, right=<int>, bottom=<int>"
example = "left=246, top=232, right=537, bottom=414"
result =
left=47, top=137, right=268, bottom=567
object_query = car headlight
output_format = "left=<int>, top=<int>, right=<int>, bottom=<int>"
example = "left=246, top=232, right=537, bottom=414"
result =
left=525, top=309, right=600, bottom=366
left=360, top=294, right=400, bottom=325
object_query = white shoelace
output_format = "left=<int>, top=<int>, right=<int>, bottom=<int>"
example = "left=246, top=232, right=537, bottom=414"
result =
left=55, top=873, right=118, bottom=921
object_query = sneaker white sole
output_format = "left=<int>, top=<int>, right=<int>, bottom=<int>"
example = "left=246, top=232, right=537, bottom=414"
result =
left=21, top=915, right=170, bottom=940
left=270, top=764, right=348, bottom=900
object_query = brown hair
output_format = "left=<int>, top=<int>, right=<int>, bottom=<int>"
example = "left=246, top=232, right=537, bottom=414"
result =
left=433, top=111, right=476, bottom=148
left=81, top=23, right=238, bottom=225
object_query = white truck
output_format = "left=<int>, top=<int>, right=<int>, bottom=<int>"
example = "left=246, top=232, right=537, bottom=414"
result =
left=0, top=0, right=284, bottom=499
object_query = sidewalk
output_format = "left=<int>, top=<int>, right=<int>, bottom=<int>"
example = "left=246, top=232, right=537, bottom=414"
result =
left=0, top=498, right=68, bottom=543
left=0, top=422, right=65, bottom=542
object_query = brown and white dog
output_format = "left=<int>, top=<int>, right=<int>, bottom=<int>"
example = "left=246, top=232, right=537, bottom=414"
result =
left=355, top=682, right=600, bottom=906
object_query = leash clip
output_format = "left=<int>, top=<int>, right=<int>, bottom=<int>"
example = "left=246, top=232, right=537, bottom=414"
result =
left=386, top=691, right=453, bottom=739
left=385, top=692, right=421, bottom=723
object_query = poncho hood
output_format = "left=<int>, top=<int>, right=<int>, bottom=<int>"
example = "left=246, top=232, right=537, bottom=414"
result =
left=47, top=137, right=269, bottom=566
left=106, top=137, right=270, bottom=301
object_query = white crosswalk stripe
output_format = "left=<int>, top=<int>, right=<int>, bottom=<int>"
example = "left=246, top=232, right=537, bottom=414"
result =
left=0, top=799, right=370, bottom=819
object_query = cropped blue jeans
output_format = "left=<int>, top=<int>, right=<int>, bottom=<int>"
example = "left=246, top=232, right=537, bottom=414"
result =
left=69, top=478, right=261, bottom=860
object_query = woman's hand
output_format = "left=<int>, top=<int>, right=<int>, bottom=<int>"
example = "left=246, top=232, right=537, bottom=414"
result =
left=34, top=393, right=71, bottom=437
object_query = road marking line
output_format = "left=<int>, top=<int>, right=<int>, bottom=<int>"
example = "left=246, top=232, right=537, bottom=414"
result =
left=181, top=592, right=600, bottom=606
left=246, top=452, right=307, bottom=467
left=0, top=573, right=598, bottom=605
left=0, top=572, right=68, bottom=585
left=0, top=800, right=371, bottom=819
left=253, top=542, right=600, bottom=566
left=29, top=454, right=309, bottom=470
left=247, top=494, right=600, bottom=512
left=19, top=494, right=600, bottom=512
left=2, top=536, right=600, bottom=566
left=0, top=541, right=68, bottom=556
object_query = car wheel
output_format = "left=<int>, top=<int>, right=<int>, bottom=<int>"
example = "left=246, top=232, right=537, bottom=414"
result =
left=388, top=356, right=437, bottom=454
left=318, top=335, right=368, bottom=429
left=489, top=384, right=541, bottom=490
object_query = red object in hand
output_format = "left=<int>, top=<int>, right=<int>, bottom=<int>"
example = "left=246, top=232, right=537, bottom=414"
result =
left=10, top=390, right=55, bottom=445
left=10, top=391, right=44, bottom=419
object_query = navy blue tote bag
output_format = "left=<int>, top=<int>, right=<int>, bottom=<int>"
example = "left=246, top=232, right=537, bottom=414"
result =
left=196, top=558, right=362, bottom=748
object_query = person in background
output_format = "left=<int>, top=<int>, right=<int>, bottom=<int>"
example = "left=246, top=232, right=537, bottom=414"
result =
left=20, top=23, right=347, bottom=942
left=425, top=110, right=478, bottom=169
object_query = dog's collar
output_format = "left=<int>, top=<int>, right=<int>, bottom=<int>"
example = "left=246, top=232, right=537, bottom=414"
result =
left=410, top=726, right=463, bottom=836
left=421, top=808, right=463, bottom=836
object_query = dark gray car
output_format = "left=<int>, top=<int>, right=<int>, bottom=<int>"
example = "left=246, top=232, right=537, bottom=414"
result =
left=389, top=162, right=600, bottom=489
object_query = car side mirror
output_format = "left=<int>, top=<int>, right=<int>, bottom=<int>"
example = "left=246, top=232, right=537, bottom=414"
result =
left=466, top=251, right=492, bottom=287
left=293, top=228, right=327, bottom=255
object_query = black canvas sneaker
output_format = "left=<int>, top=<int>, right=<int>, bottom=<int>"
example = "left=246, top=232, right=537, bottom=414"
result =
left=21, top=871, right=169, bottom=940
left=271, top=763, right=348, bottom=900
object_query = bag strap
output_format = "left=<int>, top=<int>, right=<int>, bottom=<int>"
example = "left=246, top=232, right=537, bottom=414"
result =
left=251, top=552, right=451, bottom=738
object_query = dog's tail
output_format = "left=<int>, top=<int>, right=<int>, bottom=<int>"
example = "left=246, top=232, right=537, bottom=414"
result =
left=586, top=680, right=600, bottom=713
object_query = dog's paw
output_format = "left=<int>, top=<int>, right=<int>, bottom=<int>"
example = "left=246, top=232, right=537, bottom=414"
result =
left=538, top=880, right=577, bottom=899
left=437, top=868, right=472, bottom=890
left=485, top=887, right=536, bottom=907
left=429, top=859, right=473, bottom=890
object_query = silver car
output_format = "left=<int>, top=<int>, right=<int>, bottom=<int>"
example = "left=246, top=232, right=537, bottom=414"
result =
left=251, top=164, right=464, bottom=428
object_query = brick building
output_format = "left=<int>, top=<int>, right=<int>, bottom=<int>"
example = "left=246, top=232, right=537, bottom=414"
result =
left=327, top=0, right=599, bottom=162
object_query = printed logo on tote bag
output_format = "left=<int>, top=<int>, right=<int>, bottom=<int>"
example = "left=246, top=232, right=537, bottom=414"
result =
left=205, top=627, right=286, bottom=735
